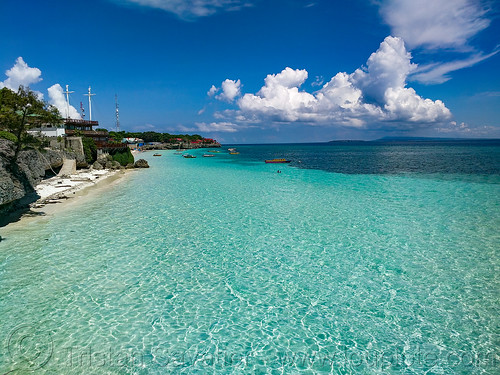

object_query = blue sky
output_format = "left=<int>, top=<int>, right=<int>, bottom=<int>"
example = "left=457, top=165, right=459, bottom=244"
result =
left=1, top=0, right=499, bottom=143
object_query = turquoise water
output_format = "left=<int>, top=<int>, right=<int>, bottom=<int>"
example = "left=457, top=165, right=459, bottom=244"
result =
left=1, top=145, right=499, bottom=374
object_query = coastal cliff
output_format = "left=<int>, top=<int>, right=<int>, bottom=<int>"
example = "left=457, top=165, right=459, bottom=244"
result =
left=0, top=138, right=73, bottom=212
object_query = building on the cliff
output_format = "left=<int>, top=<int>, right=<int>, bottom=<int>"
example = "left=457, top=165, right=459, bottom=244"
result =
left=64, top=119, right=109, bottom=146
left=27, top=125, right=66, bottom=137
left=65, top=119, right=129, bottom=152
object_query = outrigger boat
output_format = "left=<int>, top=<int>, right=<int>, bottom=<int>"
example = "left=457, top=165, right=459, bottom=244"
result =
left=183, top=154, right=196, bottom=158
left=265, top=158, right=291, bottom=163
left=203, top=154, right=215, bottom=157
left=229, top=152, right=240, bottom=155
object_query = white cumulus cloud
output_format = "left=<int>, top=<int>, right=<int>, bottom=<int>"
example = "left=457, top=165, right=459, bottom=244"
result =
left=118, top=0, right=254, bottom=20
left=238, top=68, right=317, bottom=122
left=207, top=85, right=218, bottom=97
left=47, top=84, right=81, bottom=119
left=215, top=79, right=241, bottom=102
left=0, top=57, right=42, bottom=92
left=226, top=37, right=451, bottom=129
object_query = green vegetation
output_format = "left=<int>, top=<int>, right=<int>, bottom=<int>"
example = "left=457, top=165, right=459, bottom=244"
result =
left=0, top=86, right=62, bottom=161
left=0, top=130, right=17, bottom=142
left=73, top=130, right=97, bottom=164
left=82, top=137, right=97, bottom=164
left=107, top=130, right=206, bottom=143
left=110, top=148, right=134, bottom=166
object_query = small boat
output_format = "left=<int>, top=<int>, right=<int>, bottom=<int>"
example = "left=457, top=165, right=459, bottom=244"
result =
left=229, top=152, right=240, bottom=155
left=203, top=154, right=215, bottom=157
left=265, top=158, right=291, bottom=163
left=207, top=150, right=220, bottom=153
left=173, top=152, right=182, bottom=155
left=228, top=148, right=236, bottom=152
left=183, top=154, right=196, bottom=158
left=153, top=153, right=162, bottom=156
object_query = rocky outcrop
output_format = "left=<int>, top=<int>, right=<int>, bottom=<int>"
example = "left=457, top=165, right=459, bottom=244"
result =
left=134, top=159, right=149, bottom=168
left=92, top=161, right=104, bottom=170
left=0, top=139, right=70, bottom=213
left=0, top=137, right=145, bottom=217
left=49, top=136, right=87, bottom=168
left=111, top=161, right=121, bottom=169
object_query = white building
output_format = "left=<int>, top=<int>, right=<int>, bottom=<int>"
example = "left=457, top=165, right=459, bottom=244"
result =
left=28, top=125, right=66, bottom=138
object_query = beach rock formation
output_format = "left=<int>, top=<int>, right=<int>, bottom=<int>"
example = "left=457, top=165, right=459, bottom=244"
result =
left=134, top=159, right=149, bottom=168
left=0, top=138, right=70, bottom=213
left=111, top=161, right=122, bottom=169
left=92, top=161, right=104, bottom=170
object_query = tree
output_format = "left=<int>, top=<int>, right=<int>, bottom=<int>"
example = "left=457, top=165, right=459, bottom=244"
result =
left=0, top=86, right=62, bottom=162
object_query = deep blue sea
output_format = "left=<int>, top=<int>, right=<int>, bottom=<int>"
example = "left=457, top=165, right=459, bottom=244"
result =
left=1, top=141, right=499, bottom=374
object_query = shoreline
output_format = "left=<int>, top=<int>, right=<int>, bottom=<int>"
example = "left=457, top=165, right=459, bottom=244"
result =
left=0, top=167, right=134, bottom=230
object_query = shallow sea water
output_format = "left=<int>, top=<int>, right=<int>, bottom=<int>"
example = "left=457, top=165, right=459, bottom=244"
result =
left=1, top=143, right=499, bottom=374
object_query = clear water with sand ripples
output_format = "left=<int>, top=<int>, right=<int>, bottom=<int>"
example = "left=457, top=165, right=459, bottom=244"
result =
left=1, top=142, right=499, bottom=374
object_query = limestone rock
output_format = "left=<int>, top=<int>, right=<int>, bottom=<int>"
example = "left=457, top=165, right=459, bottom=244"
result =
left=134, top=159, right=149, bottom=168
left=0, top=139, right=73, bottom=212
left=92, top=161, right=104, bottom=170
left=96, top=156, right=108, bottom=166
left=75, top=154, right=88, bottom=168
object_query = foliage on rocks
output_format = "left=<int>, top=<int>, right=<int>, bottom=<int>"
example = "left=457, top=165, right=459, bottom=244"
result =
left=0, top=86, right=62, bottom=162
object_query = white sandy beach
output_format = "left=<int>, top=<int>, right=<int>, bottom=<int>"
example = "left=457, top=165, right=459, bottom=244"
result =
left=1, top=149, right=149, bottom=229
left=34, top=169, right=115, bottom=202
left=31, top=149, right=145, bottom=213
left=1, top=168, right=133, bottom=230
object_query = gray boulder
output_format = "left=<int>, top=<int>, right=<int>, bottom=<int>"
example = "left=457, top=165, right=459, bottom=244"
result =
left=0, top=139, right=72, bottom=212
left=92, top=161, right=104, bottom=170
left=134, top=159, right=149, bottom=168
left=75, top=154, right=88, bottom=168
left=96, top=156, right=108, bottom=166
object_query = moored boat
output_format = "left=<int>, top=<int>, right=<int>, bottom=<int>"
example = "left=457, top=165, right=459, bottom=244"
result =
left=203, top=154, right=215, bottom=157
left=183, top=154, right=196, bottom=158
left=265, top=158, right=291, bottom=163
left=153, top=153, right=162, bottom=156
